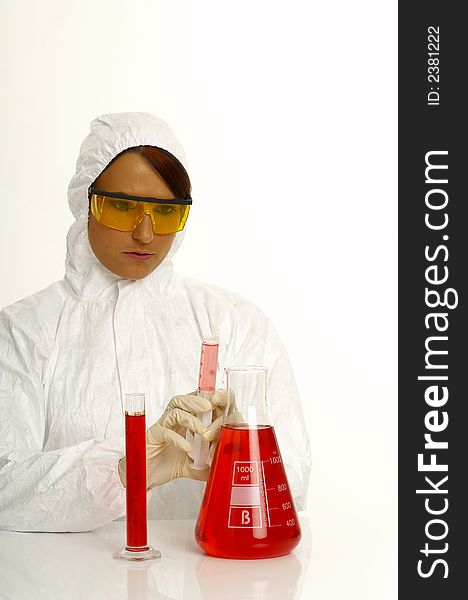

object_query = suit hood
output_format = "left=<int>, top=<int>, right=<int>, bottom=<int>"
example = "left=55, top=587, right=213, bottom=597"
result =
left=64, top=112, right=189, bottom=300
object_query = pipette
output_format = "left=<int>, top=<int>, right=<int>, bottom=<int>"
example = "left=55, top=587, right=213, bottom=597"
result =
left=189, top=336, right=219, bottom=470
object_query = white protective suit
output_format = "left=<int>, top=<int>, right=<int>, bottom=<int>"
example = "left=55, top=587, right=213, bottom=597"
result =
left=0, top=112, right=311, bottom=532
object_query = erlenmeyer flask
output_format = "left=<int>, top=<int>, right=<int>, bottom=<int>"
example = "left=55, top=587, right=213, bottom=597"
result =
left=195, top=366, right=301, bottom=559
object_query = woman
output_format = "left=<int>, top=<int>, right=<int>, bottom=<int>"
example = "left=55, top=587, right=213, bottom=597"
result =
left=0, top=112, right=311, bottom=531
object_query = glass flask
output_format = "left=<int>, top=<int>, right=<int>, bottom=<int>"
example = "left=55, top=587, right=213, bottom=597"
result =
left=114, top=393, right=161, bottom=561
left=195, top=367, right=301, bottom=559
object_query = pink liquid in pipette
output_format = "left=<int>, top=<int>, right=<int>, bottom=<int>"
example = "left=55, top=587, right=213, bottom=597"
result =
left=198, top=339, right=218, bottom=393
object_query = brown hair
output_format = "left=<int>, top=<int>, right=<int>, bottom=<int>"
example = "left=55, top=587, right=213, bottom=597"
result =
left=94, top=145, right=192, bottom=199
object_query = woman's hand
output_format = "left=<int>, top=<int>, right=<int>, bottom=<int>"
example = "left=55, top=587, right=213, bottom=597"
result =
left=118, top=389, right=242, bottom=488
left=119, top=392, right=214, bottom=489
left=204, top=389, right=242, bottom=461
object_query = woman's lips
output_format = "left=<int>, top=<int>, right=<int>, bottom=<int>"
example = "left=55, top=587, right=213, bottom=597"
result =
left=123, top=252, right=154, bottom=261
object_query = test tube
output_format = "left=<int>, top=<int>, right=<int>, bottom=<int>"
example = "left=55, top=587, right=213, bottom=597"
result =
left=114, top=393, right=161, bottom=561
left=190, top=336, right=219, bottom=470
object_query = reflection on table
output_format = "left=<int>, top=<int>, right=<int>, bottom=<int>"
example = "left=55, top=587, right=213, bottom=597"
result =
left=0, top=516, right=312, bottom=599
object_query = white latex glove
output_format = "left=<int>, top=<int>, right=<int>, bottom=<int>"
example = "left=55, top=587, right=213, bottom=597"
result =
left=118, top=392, right=215, bottom=489
left=203, top=389, right=242, bottom=461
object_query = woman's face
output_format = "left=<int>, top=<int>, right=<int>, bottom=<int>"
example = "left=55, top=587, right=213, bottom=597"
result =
left=87, top=151, right=177, bottom=280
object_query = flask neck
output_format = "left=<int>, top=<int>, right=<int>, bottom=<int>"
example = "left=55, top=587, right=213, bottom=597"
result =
left=224, top=367, right=272, bottom=428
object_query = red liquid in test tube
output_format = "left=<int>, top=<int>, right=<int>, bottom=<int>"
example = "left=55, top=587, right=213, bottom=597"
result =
left=125, top=411, right=148, bottom=550
left=114, top=393, right=161, bottom=562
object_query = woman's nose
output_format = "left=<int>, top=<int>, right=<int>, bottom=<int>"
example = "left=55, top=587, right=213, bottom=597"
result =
left=132, top=214, right=154, bottom=243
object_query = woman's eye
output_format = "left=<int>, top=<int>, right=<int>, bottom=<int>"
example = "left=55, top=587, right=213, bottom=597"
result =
left=111, top=200, right=134, bottom=211
left=154, top=205, right=176, bottom=216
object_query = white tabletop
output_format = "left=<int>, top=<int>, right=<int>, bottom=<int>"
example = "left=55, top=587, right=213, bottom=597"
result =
left=0, top=512, right=395, bottom=599
left=0, top=516, right=310, bottom=600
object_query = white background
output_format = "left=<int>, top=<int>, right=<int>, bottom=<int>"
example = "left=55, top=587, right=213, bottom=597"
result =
left=0, top=1, right=396, bottom=598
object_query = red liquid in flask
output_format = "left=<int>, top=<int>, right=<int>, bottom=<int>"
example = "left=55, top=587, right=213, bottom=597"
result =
left=125, top=413, right=149, bottom=551
left=195, top=424, right=301, bottom=559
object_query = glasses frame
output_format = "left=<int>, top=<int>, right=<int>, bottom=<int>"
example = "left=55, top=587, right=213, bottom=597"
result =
left=87, top=186, right=192, bottom=205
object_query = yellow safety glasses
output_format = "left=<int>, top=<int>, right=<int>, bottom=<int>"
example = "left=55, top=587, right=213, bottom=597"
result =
left=88, top=187, right=192, bottom=235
